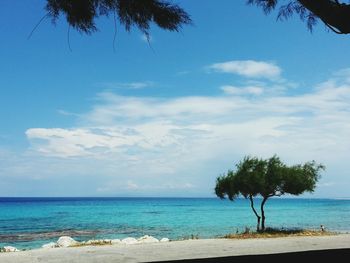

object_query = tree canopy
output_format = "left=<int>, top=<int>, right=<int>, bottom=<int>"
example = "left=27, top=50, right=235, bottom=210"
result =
left=215, top=155, right=325, bottom=231
left=249, top=0, right=350, bottom=34
left=43, top=0, right=191, bottom=37
left=38, top=1, right=350, bottom=37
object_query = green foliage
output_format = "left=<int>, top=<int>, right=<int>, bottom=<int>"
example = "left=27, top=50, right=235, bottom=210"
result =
left=215, top=170, right=239, bottom=200
left=282, top=161, right=325, bottom=194
left=235, top=157, right=265, bottom=198
left=215, top=155, right=324, bottom=200
left=224, top=227, right=332, bottom=239
left=215, top=155, right=325, bottom=231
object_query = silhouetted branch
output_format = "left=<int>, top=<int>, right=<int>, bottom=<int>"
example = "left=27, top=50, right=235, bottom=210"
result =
left=113, top=11, right=117, bottom=52
left=27, top=14, right=49, bottom=40
left=249, top=0, right=350, bottom=34
left=325, top=22, right=345, bottom=34
left=67, top=25, right=72, bottom=51
left=45, top=0, right=191, bottom=35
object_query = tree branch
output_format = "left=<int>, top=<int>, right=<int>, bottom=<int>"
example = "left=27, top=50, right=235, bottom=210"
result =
left=324, top=22, right=345, bottom=34
left=260, top=196, right=269, bottom=231
left=298, top=0, right=350, bottom=34
left=249, top=195, right=261, bottom=219
left=112, top=11, right=117, bottom=52
left=27, top=14, right=49, bottom=40
left=249, top=195, right=261, bottom=231
left=67, top=25, right=72, bottom=52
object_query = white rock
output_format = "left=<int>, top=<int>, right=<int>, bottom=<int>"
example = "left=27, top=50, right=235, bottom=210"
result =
left=121, top=237, right=138, bottom=245
left=41, top=242, right=57, bottom=249
left=57, top=236, right=78, bottom=247
left=137, top=235, right=159, bottom=244
left=84, top=240, right=93, bottom=245
left=111, top=239, right=121, bottom=245
left=160, top=238, right=170, bottom=242
left=3, top=246, right=19, bottom=252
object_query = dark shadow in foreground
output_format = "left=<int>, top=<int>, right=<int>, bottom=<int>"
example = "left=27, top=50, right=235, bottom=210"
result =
left=152, top=249, right=350, bottom=263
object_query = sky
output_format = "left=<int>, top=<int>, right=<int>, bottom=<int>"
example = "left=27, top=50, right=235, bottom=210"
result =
left=0, top=0, right=350, bottom=198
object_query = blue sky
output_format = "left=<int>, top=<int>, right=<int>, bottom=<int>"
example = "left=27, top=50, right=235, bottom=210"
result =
left=0, top=0, right=350, bottom=197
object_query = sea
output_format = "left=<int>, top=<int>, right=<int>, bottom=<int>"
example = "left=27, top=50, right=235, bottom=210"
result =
left=0, top=197, right=349, bottom=250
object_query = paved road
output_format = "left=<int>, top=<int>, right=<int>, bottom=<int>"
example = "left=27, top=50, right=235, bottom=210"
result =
left=1, top=234, right=350, bottom=263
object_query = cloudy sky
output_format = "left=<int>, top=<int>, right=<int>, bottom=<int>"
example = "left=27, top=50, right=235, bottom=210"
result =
left=1, top=1, right=349, bottom=197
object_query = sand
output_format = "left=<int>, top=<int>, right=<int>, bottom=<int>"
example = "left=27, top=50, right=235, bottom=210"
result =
left=1, top=234, right=350, bottom=263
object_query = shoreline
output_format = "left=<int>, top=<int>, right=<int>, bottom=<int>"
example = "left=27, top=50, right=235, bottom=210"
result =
left=1, top=228, right=339, bottom=251
left=1, top=233, right=350, bottom=263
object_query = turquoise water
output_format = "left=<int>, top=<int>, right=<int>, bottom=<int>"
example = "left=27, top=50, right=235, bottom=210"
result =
left=0, top=197, right=350, bottom=249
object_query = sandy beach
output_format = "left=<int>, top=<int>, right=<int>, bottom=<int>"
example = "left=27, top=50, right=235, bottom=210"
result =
left=1, top=234, right=350, bottom=263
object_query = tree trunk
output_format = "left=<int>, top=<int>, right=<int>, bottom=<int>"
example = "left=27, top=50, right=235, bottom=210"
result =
left=260, top=197, right=269, bottom=231
left=298, top=0, right=350, bottom=33
left=249, top=195, right=261, bottom=232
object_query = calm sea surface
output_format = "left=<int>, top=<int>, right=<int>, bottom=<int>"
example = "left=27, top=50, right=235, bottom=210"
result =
left=0, top=197, right=349, bottom=249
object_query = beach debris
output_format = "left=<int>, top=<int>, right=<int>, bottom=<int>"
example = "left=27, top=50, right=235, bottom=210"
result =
left=243, top=227, right=250, bottom=234
left=137, top=235, right=159, bottom=244
left=41, top=242, right=58, bottom=249
left=3, top=246, right=19, bottom=252
left=160, top=238, right=170, bottom=242
left=190, top=234, right=199, bottom=240
left=57, top=236, right=78, bottom=247
left=83, top=239, right=111, bottom=245
left=111, top=239, right=122, bottom=245
left=121, top=237, right=138, bottom=245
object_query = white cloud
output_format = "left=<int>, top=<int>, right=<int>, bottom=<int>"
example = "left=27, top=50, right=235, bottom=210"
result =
left=26, top=123, right=184, bottom=158
left=98, top=81, right=154, bottom=90
left=319, top=182, right=336, bottom=187
left=126, top=180, right=139, bottom=190
left=221, top=85, right=264, bottom=96
left=176, top=70, right=190, bottom=76
left=20, top=68, right=350, bottom=197
left=125, top=180, right=195, bottom=191
left=97, top=180, right=196, bottom=194
left=123, top=82, right=153, bottom=89
left=209, top=60, right=281, bottom=79
left=26, top=75, right=350, bottom=165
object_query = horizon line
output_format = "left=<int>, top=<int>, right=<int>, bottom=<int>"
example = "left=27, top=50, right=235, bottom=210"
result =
left=1, top=196, right=349, bottom=200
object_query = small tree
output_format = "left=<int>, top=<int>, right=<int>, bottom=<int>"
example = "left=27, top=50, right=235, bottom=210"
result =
left=215, top=155, right=325, bottom=232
